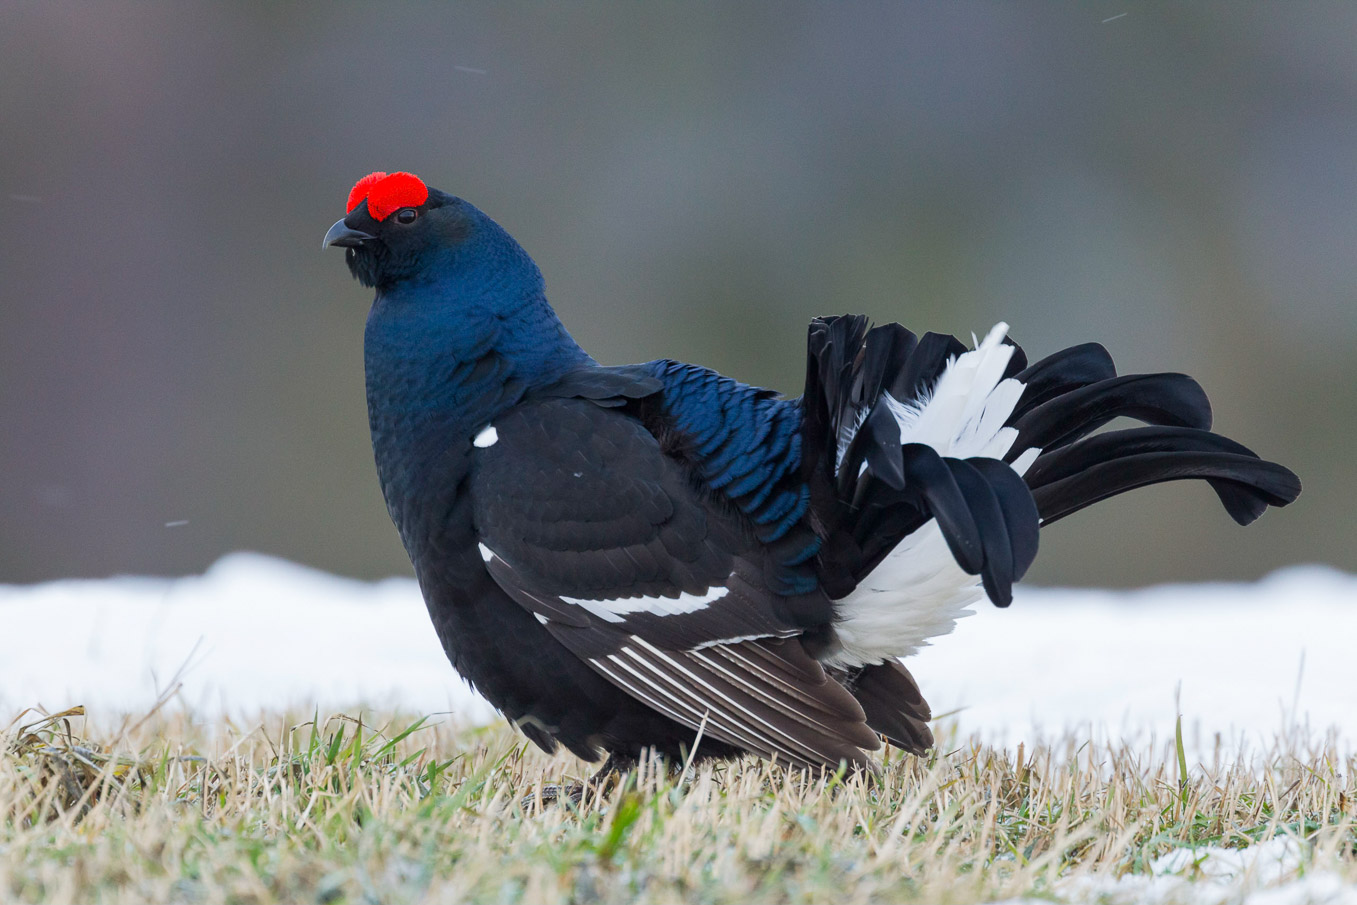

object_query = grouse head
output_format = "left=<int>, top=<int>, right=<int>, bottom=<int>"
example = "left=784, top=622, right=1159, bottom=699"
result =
left=325, top=171, right=590, bottom=397
left=323, top=171, right=539, bottom=296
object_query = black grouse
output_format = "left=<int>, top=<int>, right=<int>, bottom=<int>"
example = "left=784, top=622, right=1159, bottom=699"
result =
left=325, top=171, right=1301, bottom=772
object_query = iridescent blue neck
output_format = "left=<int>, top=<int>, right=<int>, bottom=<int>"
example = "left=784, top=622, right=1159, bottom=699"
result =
left=363, top=266, right=592, bottom=553
left=364, top=257, right=592, bottom=426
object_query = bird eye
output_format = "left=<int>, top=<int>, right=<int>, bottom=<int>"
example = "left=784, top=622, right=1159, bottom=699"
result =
left=395, top=208, right=419, bottom=224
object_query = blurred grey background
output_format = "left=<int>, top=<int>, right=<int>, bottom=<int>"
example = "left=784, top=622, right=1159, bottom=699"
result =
left=1, top=3, right=1351, bottom=587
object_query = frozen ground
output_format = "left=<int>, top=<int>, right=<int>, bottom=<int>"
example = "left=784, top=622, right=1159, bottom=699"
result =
left=1, top=552, right=1353, bottom=757
left=3, top=554, right=1354, bottom=903
left=997, top=838, right=1357, bottom=905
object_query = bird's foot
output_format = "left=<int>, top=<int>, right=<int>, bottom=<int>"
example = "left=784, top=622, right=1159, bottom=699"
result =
left=589, top=751, right=638, bottom=786
left=520, top=753, right=640, bottom=811
left=521, top=782, right=586, bottom=810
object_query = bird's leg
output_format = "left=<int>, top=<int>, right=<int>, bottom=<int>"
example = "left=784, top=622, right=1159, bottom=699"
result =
left=590, top=751, right=638, bottom=785
left=521, top=782, right=585, bottom=810
left=521, top=752, right=641, bottom=812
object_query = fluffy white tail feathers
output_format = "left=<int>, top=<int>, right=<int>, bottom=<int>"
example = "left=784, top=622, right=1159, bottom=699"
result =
left=829, top=521, right=985, bottom=667
left=883, top=322, right=1030, bottom=464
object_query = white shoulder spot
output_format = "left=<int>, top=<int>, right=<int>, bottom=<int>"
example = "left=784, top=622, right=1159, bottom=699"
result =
left=473, top=425, right=498, bottom=448
left=477, top=542, right=495, bottom=563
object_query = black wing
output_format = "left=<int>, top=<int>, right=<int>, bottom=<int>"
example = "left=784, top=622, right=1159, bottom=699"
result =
left=470, top=395, right=879, bottom=769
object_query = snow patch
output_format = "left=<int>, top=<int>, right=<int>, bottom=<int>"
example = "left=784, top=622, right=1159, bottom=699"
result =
left=992, top=837, right=1357, bottom=905
left=0, top=552, right=495, bottom=724
left=910, top=564, right=1357, bottom=755
left=0, top=555, right=1354, bottom=759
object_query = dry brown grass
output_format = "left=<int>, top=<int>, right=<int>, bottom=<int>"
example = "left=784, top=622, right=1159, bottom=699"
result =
left=1, top=703, right=1353, bottom=903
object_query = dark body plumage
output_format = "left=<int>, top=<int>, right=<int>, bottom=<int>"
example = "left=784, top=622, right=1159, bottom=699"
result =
left=327, top=175, right=1301, bottom=771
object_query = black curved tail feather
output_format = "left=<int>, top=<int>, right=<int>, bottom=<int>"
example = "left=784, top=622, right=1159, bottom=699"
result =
left=1023, top=425, right=1300, bottom=525
left=1008, top=342, right=1115, bottom=417
left=970, top=457, right=1042, bottom=594
left=1009, top=372, right=1213, bottom=454
left=1030, top=448, right=1301, bottom=526
left=1008, top=353, right=1301, bottom=526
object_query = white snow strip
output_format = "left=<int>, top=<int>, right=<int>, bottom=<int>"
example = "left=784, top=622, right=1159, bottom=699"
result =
left=1, top=554, right=1354, bottom=760
left=0, top=552, right=496, bottom=725
left=989, top=837, right=1357, bottom=905
left=911, top=564, right=1357, bottom=756
left=472, top=424, right=498, bottom=448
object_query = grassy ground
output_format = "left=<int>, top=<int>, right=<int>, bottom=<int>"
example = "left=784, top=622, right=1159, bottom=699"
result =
left=1, top=703, right=1353, bottom=904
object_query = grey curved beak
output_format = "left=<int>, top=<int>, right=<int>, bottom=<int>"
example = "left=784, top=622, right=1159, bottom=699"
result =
left=323, top=219, right=375, bottom=249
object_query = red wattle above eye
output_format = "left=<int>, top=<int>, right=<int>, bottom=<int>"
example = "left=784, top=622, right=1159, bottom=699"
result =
left=346, top=171, right=429, bottom=221
left=346, top=172, right=387, bottom=214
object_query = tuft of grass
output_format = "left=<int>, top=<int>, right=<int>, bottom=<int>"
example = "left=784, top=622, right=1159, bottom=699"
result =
left=1, top=705, right=1353, bottom=903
